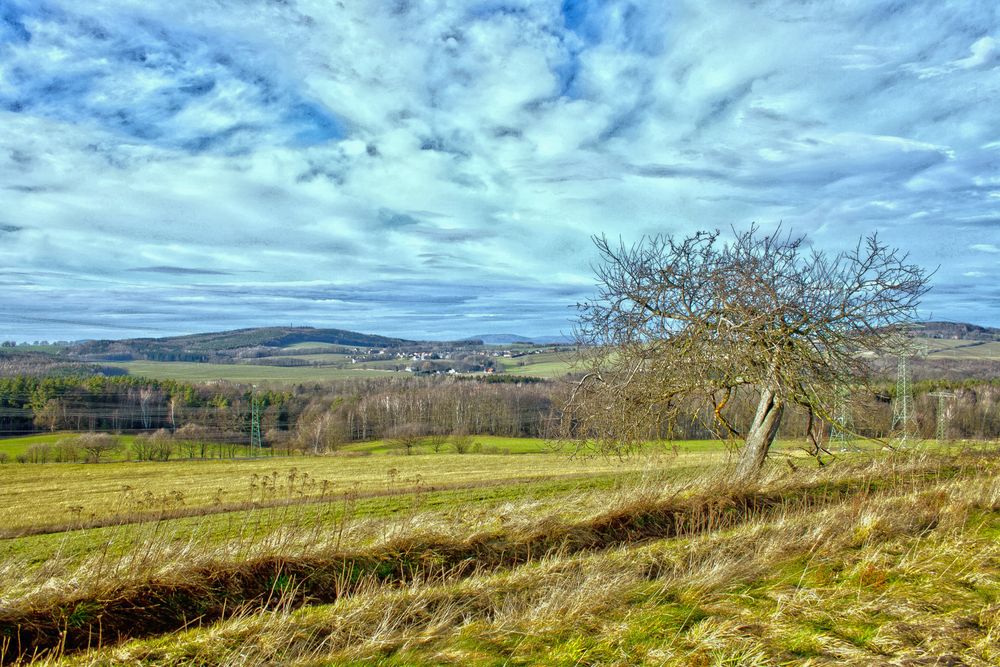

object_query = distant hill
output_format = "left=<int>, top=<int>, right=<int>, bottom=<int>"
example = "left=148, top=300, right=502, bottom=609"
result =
left=70, top=327, right=414, bottom=362
left=475, top=334, right=536, bottom=345
left=917, top=321, right=1000, bottom=341
left=475, top=333, right=574, bottom=345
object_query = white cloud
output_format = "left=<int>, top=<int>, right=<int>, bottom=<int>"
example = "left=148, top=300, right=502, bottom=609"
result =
left=0, top=0, right=999, bottom=338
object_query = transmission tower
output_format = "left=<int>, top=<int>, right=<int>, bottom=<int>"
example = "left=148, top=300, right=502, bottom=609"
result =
left=830, top=382, right=855, bottom=450
left=250, top=387, right=263, bottom=457
left=929, top=391, right=954, bottom=443
left=892, top=340, right=927, bottom=445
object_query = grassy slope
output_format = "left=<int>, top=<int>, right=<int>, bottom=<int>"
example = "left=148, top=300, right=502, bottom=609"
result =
left=0, top=433, right=139, bottom=458
left=6, top=448, right=995, bottom=666
left=921, top=337, right=1000, bottom=360
left=0, top=433, right=261, bottom=462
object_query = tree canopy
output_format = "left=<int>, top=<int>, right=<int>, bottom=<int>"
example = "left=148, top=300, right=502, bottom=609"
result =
left=563, top=225, right=930, bottom=480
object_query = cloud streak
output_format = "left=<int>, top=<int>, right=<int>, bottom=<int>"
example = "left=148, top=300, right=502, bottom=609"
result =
left=0, top=0, right=998, bottom=340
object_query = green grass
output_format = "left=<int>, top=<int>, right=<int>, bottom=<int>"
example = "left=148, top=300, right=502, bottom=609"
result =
left=498, top=350, right=575, bottom=377
left=342, top=435, right=551, bottom=455
left=0, top=433, right=138, bottom=459
left=0, top=468, right=671, bottom=570
left=256, top=353, right=352, bottom=364
left=0, top=445, right=711, bottom=533
left=0, top=432, right=263, bottom=462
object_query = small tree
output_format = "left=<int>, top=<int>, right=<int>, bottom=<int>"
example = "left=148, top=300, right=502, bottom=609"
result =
left=296, top=401, right=346, bottom=455
left=387, top=423, right=423, bottom=455
left=564, top=226, right=929, bottom=481
left=426, top=433, right=448, bottom=454
left=451, top=428, right=473, bottom=454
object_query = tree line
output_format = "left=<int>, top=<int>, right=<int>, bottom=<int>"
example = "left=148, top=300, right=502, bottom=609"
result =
left=0, top=372, right=996, bottom=457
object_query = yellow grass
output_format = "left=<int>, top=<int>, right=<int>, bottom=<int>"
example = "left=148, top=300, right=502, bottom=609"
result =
left=9, top=447, right=995, bottom=666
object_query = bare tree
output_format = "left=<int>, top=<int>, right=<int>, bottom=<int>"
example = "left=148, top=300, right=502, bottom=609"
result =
left=564, top=226, right=929, bottom=481
left=77, top=433, right=121, bottom=464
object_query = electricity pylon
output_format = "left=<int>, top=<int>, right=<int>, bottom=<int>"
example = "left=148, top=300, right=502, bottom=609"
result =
left=928, top=391, right=954, bottom=443
left=892, top=339, right=927, bottom=445
left=250, top=387, right=263, bottom=457
left=830, top=382, right=855, bottom=449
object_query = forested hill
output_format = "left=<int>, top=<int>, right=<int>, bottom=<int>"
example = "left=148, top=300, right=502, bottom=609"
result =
left=70, top=327, right=415, bottom=362
left=919, top=321, right=1000, bottom=341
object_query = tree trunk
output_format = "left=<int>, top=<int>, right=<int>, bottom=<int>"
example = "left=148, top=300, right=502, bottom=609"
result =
left=736, top=387, right=784, bottom=482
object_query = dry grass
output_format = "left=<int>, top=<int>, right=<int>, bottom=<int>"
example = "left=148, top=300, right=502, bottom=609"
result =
left=2, top=448, right=997, bottom=665
left=0, top=451, right=696, bottom=534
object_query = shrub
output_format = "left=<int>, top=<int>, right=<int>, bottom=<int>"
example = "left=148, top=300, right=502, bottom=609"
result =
left=53, top=438, right=82, bottom=463
left=451, top=432, right=473, bottom=454
left=26, top=443, right=51, bottom=464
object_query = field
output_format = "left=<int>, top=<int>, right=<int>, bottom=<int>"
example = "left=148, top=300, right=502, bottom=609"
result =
left=0, top=437, right=997, bottom=665
left=922, top=338, right=1000, bottom=360
left=106, top=353, right=577, bottom=382
left=498, top=350, right=576, bottom=377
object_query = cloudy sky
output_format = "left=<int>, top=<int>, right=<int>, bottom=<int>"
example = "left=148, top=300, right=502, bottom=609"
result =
left=1, top=0, right=998, bottom=341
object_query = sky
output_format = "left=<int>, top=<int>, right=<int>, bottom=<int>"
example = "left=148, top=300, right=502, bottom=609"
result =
left=0, top=0, right=998, bottom=342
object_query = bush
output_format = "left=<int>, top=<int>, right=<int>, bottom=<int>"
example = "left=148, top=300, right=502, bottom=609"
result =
left=26, top=443, right=51, bottom=464
left=0, top=452, right=8, bottom=464
left=426, top=434, right=448, bottom=453
left=451, top=432, right=473, bottom=454
left=132, top=430, right=174, bottom=462
left=53, top=438, right=82, bottom=463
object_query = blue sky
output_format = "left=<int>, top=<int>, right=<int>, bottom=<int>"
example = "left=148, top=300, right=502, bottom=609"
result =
left=0, top=0, right=998, bottom=341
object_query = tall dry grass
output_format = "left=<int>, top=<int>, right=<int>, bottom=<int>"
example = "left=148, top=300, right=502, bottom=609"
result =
left=4, top=447, right=998, bottom=665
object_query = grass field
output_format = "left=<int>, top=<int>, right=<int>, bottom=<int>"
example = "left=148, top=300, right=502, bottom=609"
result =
left=0, top=439, right=996, bottom=665
left=0, top=436, right=738, bottom=533
left=922, top=338, right=1000, bottom=360
left=497, top=350, right=576, bottom=377
left=107, top=360, right=389, bottom=382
